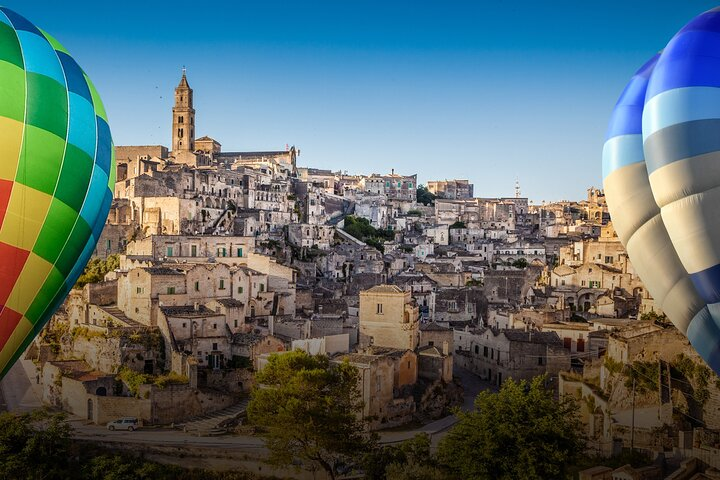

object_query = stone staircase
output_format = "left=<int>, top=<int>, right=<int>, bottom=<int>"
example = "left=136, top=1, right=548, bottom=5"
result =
left=100, top=306, right=144, bottom=328
left=176, top=397, right=249, bottom=436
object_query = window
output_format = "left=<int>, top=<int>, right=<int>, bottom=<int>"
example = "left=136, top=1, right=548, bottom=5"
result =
left=191, top=245, right=197, bottom=257
left=136, top=287, right=143, bottom=294
left=179, top=116, right=184, bottom=123
left=219, top=279, right=225, bottom=290
left=483, top=346, right=488, bottom=357
left=428, top=341, right=434, bottom=347
left=538, top=356, right=546, bottom=366
left=167, top=246, right=173, bottom=257
left=238, top=286, right=243, bottom=294
left=491, top=349, right=494, bottom=359
left=167, top=287, right=175, bottom=294
left=194, top=281, right=199, bottom=291
left=182, top=322, right=186, bottom=328
left=605, top=255, right=613, bottom=263
left=213, top=323, right=217, bottom=329
left=474, top=345, right=479, bottom=354
left=212, top=343, right=218, bottom=351
left=237, top=247, right=243, bottom=257
left=376, top=303, right=383, bottom=314
left=259, top=283, right=264, bottom=292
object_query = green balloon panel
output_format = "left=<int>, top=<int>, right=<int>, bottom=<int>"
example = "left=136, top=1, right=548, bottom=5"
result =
left=0, top=7, right=114, bottom=378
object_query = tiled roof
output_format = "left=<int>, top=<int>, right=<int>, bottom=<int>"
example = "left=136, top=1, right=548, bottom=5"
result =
left=215, top=298, right=245, bottom=308
left=365, top=284, right=403, bottom=294
left=420, top=322, right=451, bottom=332
left=160, top=305, right=217, bottom=316
left=502, top=329, right=562, bottom=346
left=142, top=267, right=184, bottom=276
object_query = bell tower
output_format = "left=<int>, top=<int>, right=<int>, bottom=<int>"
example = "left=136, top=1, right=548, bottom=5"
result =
left=172, top=68, right=195, bottom=153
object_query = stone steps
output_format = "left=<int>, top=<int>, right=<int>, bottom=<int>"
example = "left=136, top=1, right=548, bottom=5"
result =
left=177, top=397, right=249, bottom=435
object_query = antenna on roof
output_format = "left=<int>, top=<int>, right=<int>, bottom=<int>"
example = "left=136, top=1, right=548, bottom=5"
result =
left=515, top=178, right=521, bottom=198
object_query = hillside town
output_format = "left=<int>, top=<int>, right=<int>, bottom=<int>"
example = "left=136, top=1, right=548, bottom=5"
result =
left=8, top=72, right=720, bottom=478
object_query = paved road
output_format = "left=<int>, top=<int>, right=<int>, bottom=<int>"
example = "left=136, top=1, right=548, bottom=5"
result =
left=3, top=355, right=492, bottom=456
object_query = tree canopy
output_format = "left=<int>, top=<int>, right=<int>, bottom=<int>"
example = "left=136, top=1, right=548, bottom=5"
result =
left=363, top=433, right=450, bottom=480
left=0, top=409, right=73, bottom=479
left=342, top=215, right=394, bottom=253
left=416, top=185, right=437, bottom=206
left=0, top=409, right=270, bottom=480
left=247, top=350, right=376, bottom=479
left=438, top=376, right=586, bottom=480
left=76, top=254, right=120, bottom=288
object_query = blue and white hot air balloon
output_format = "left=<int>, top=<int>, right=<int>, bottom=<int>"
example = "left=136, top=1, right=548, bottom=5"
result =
left=604, top=8, right=720, bottom=375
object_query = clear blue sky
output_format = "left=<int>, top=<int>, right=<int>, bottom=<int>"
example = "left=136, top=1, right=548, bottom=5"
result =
left=5, top=1, right=718, bottom=202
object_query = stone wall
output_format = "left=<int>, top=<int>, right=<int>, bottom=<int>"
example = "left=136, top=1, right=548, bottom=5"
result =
left=93, top=395, right=152, bottom=425
left=86, top=281, right=118, bottom=306
left=115, top=145, right=168, bottom=162
left=94, top=224, right=134, bottom=259
left=484, top=267, right=542, bottom=304
left=205, top=368, right=254, bottom=393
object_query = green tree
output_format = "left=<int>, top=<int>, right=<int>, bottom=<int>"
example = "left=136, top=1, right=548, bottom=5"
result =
left=247, top=350, right=376, bottom=480
left=512, top=258, right=528, bottom=269
left=438, top=376, right=585, bottom=480
left=342, top=215, right=394, bottom=253
left=363, top=433, right=450, bottom=480
left=448, top=221, right=466, bottom=229
left=416, top=185, right=437, bottom=206
left=0, top=409, right=74, bottom=479
left=76, top=254, right=120, bottom=288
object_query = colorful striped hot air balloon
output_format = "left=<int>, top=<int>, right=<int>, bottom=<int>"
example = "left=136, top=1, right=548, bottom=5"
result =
left=0, top=7, right=114, bottom=378
left=604, top=8, right=720, bottom=374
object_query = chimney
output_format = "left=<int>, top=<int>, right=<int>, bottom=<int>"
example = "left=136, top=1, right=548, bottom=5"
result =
left=391, top=168, right=395, bottom=175
left=193, top=302, right=199, bottom=311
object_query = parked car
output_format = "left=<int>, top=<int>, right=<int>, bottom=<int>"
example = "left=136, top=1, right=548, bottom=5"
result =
left=106, top=417, right=140, bottom=431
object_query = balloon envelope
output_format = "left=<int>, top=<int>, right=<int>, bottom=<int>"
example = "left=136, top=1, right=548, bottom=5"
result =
left=605, top=7, right=720, bottom=374
left=0, top=7, right=114, bottom=378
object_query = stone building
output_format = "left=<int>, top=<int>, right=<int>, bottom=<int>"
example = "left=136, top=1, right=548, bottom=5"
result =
left=418, top=322, right=453, bottom=382
left=454, top=327, right=570, bottom=387
left=287, top=223, right=335, bottom=250
left=361, top=171, right=417, bottom=202
left=427, top=179, right=474, bottom=200
left=334, top=350, right=416, bottom=429
left=359, top=285, right=420, bottom=350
